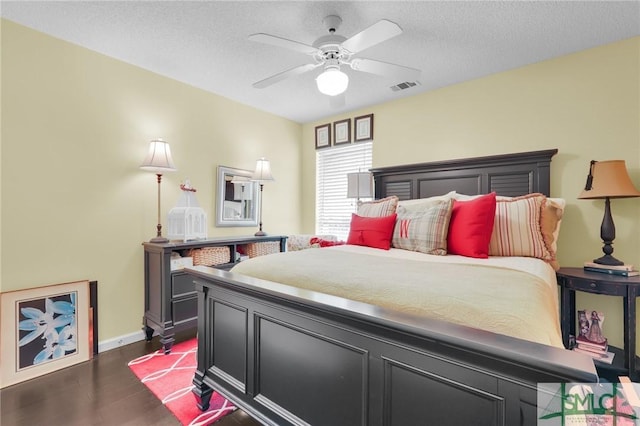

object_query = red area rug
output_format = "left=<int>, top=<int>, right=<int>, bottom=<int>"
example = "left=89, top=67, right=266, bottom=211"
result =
left=128, top=338, right=236, bottom=425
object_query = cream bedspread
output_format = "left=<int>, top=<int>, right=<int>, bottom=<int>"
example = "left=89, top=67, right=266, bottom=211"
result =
left=232, top=245, right=563, bottom=348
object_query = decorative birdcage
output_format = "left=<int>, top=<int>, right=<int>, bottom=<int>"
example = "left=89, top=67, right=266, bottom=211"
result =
left=167, top=179, right=207, bottom=242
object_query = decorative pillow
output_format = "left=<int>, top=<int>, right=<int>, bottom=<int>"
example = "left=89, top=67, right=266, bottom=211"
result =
left=396, top=191, right=456, bottom=212
left=392, top=199, right=453, bottom=255
left=287, top=234, right=338, bottom=251
left=540, top=198, right=565, bottom=270
left=451, top=192, right=482, bottom=201
left=540, top=198, right=565, bottom=255
left=489, top=193, right=552, bottom=260
left=309, top=237, right=345, bottom=248
left=357, top=196, right=399, bottom=218
left=447, top=193, right=497, bottom=258
left=347, top=213, right=397, bottom=250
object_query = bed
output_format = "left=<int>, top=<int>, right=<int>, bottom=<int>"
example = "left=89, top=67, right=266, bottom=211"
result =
left=186, top=149, right=598, bottom=426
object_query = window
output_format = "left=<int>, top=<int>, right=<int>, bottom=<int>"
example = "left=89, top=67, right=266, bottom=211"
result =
left=316, top=141, right=373, bottom=240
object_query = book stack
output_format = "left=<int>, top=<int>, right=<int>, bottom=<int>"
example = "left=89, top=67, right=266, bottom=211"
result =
left=574, top=335, right=615, bottom=364
left=583, top=262, right=639, bottom=277
left=572, top=309, right=615, bottom=364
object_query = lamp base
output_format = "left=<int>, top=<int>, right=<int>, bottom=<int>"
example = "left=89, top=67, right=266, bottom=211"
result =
left=254, top=230, right=267, bottom=237
left=593, top=254, right=624, bottom=266
left=150, top=236, right=170, bottom=243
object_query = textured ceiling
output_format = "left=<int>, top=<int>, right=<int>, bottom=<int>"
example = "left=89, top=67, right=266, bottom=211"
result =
left=2, top=1, right=639, bottom=123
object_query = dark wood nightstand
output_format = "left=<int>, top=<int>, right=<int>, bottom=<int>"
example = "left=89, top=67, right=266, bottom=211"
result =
left=556, top=267, right=640, bottom=381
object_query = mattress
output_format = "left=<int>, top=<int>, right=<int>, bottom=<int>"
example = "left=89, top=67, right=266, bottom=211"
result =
left=231, top=245, right=563, bottom=348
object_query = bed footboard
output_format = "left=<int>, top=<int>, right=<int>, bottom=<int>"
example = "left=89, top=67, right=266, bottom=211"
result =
left=188, top=267, right=597, bottom=426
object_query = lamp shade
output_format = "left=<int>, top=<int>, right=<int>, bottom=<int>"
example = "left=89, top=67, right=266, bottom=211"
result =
left=140, top=139, right=177, bottom=173
left=316, top=67, right=349, bottom=96
left=252, top=158, right=275, bottom=182
left=347, top=172, right=374, bottom=199
left=578, top=160, right=640, bottom=199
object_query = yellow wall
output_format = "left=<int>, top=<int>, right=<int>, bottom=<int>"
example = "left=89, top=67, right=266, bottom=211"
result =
left=1, top=20, right=302, bottom=342
left=3, top=18, right=640, bottom=353
left=303, top=37, right=640, bottom=349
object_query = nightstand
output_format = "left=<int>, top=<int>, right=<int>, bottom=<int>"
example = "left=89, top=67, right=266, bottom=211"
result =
left=557, top=267, right=640, bottom=381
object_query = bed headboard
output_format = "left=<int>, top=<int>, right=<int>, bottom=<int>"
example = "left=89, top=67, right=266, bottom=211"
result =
left=371, top=149, right=558, bottom=200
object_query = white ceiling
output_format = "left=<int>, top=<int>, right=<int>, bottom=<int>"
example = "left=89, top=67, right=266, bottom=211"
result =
left=2, top=1, right=639, bottom=124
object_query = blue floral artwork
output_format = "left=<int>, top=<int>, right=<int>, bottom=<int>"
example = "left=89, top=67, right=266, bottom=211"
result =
left=17, top=291, right=77, bottom=369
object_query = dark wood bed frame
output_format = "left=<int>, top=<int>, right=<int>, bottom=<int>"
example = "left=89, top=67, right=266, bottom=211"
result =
left=187, top=149, right=597, bottom=426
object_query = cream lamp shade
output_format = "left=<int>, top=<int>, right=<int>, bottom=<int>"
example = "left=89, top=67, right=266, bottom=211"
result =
left=578, top=159, right=640, bottom=266
left=347, top=172, right=374, bottom=199
left=251, top=158, right=275, bottom=182
left=140, top=139, right=177, bottom=172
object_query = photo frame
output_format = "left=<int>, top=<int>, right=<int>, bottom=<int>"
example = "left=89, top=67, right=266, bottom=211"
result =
left=333, top=119, right=351, bottom=145
left=1, top=280, right=91, bottom=388
left=354, top=113, right=374, bottom=142
left=315, top=123, right=331, bottom=149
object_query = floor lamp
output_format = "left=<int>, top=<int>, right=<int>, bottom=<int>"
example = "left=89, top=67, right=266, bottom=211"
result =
left=578, top=160, right=640, bottom=266
left=251, top=158, right=274, bottom=236
left=140, top=139, right=177, bottom=243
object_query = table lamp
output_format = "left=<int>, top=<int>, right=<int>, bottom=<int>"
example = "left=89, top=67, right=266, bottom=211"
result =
left=347, top=172, right=374, bottom=209
left=578, top=160, right=640, bottom=266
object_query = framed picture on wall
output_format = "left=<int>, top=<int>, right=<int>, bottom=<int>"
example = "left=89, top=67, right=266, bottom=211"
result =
left=315, top=123, right=331, bottom=149
left=333, top=119, right=351, bottom=145
left=354, top=114, right=374, bottom=142
left=0, top=280, right=92, bottom=388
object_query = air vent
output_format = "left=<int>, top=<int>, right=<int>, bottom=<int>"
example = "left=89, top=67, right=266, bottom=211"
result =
left=390, top=81, right=421, bottom=92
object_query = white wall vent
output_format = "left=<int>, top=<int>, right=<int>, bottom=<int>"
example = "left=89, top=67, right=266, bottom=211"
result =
left=390, top=81, right=421, bottom=92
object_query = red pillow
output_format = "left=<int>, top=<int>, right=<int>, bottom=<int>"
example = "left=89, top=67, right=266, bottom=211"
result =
left=447, top=193, right=497, bottom=258
left=347, top=213, right=397, bottom=250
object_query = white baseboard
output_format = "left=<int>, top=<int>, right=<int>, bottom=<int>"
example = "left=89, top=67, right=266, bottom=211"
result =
left=98, top=330, right=148, bottom=353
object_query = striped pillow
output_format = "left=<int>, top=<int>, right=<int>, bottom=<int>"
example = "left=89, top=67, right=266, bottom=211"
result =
left=392, top=199, right=453, bottom=255
left=489, top=194, right=552, bottom=260
left=357, top=196, right=399, bottom=217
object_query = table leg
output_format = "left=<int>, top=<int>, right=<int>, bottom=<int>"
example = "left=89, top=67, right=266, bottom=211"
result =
left=560, top=280, right=576, bottom=348
left=625, top=289, right=637, bottom=380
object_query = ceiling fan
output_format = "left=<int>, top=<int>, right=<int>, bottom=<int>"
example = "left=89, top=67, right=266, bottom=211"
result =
left=249, top=15, right=421, bottom=97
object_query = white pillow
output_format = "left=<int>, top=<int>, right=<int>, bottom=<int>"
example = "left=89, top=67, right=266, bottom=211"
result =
left=397, top=191, right=456, bottom=212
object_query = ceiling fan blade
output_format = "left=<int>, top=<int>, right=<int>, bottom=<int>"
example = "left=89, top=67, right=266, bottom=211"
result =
left=350, top=58, right=421, bottom=82
left=248, top=33, right=318, bottom=55
left=329, top=93, right=346, bottom=108
left=340, top=19, right=402, bottom=54
left=252, top=63, right=320, bottom=89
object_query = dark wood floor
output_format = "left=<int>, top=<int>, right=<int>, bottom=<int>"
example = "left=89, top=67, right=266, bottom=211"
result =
left=0, top=332, right=261, bottom=426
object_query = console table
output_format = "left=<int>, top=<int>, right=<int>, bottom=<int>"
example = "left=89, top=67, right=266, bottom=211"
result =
left=557, top=267, right=640, bottom=381
left=143, top=235, right=287, bottom=353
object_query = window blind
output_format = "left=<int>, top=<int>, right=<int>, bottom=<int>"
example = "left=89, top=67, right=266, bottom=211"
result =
left=316, top=142, right=373, bottom=240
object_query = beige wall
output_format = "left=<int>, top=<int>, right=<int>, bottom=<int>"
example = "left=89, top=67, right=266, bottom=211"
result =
left=1, top=20, right=302, bottom=342
left=302, top=37, right=640, bottom=349
left=3, top=19, right=640, bottom=352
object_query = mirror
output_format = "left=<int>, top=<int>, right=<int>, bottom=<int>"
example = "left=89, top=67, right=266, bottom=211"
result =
left=216, top=165, right=259, bottom=227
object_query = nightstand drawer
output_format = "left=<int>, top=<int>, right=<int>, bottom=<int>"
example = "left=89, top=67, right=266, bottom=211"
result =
left=565, top=277, right=627, bottom=296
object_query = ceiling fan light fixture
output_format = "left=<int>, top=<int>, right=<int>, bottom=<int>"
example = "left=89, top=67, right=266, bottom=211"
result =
left=316, top=67, right=349, bottom=96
